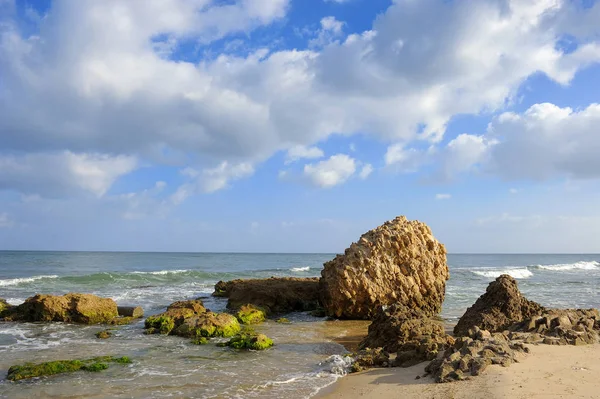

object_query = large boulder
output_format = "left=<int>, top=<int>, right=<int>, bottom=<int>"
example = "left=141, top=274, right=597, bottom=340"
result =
left=213, top=277, right=320, bottom=314
left=9, top=294, right=118, bottom=324
left=454, top=275, right=545, bottom=337
left=319, top=216, right=449, bottom=319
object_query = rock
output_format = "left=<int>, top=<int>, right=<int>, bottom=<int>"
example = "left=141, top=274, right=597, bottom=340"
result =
left=350, top=348, right=390, bottom=372
left=144, top=300, right=206, bottom=335
left=95, top=330, right=112, bottom=339
left=235, top=304, right=267, bottom=325
left=109, top=316, right=137, bottom=325
left=470, top=358, right=491, bottom=376
left=276, top=318, right=291, bottom=323
left=214, top=277, right=320, bottom=314
left=7, top=356, right=132, bottom=381
left=224, top=332, right=274, bottom=350
left=10, top=294, right=118, bottom=324
left=359, top=304, right=452, bottom=353
left=117, top=306, right=144, bottom=318
left=453, top=275, right=545, bottom=336
left=191, top=337, right=208, bottom=345
left=0, top=298, right=10, bottom=316
left=319, top=216, right=449, bottom=319
left=174, top=312, right=241, bottom=338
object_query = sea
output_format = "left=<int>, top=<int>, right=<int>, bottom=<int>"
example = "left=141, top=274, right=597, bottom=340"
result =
left=0, top=252, right=599, bottom=398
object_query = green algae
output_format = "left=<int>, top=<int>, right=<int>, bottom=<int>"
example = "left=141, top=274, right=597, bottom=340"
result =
left=95, top=330, right=112, bottom=339
left=109, top=316, right=136, bottom=325
left=225, top=332, right=274, bottom=350
left=191, top=337, right=209, bottom=345
left=144, top=315, right=175, bottom=335
left=7, top=356, right=132, bottom=381
left=235, top=305, right=267, bottom=325
left=276, top=318, right=290, bottom=323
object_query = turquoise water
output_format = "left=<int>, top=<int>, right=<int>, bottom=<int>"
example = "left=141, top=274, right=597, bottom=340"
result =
left=0, top=252, right=599, bottom=398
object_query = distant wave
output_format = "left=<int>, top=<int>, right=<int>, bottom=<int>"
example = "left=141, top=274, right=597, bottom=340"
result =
left=131, top=270, right=191, bottom=275
left=0, top=275, right=59, bottom=287
left=290, top=266, right=310, bottom=272
left=532, top=261, right=599, bottom=271
left=471, top=268, right=533, bottom=279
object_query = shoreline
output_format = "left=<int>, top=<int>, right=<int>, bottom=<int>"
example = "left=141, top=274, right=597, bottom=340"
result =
left=316, top=342, right=600, bottom=399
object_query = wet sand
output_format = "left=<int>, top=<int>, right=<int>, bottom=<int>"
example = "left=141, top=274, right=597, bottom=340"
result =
left=317, top=343, right=600, bottom=399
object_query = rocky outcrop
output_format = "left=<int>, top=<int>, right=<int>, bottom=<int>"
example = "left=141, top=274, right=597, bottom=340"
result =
left=319, top=216, right=449, bottom=319
left=0, top=298, right=11, bottom=318
left=7, top=294, right=118, bottom=324
left=144, top=299, right=240, bottom=339
left=453, top=275, right=545, bottom=337
left=213, top=277, right=320, bottom=314
left=360, top=304, right=451, bottom=353
left=426, top=328, right=529, bottom=383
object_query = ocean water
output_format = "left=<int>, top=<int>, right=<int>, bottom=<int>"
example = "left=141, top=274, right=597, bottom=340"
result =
left=0, top=252, right=599, bottom=398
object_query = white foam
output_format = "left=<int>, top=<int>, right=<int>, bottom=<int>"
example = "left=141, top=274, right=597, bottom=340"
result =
left=0, top=275, right=58, bottom=287
left=290, top=266, right=310, bottom=272
left=130, top=269, right=190, bottom=275
left=317, top=354, right=354, bottom=376
left=534, top=261, right=599, bottom=271
left=472, top=268, right=533, bottom=279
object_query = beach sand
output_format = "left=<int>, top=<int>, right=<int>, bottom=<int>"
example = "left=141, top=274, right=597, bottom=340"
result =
left=318, top=343, right=600, bottom=399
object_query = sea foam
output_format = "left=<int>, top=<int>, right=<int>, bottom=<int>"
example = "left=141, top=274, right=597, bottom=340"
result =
left=0, top=275, right=59, bottom=287
left=471, top=268, right=533, bottom=279
left=290, top=266, right=310, bottom=272
left=533, top=261, right=599, bottom=271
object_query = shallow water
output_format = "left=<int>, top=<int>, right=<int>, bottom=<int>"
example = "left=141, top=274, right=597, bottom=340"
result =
left=0, top=252, right=599, bottom=398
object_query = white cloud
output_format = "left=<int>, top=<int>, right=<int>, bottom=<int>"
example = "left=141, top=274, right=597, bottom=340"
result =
left=384, top=144, right=430, bottom=172
left=304, top=154, right=356, bottom=188
left=359, top=163, right=373, bottom=179
left=435, top=193, right=451, bottom=200
left=0, top=152, right=137, bottom=197
left=0, top=212, right=13, bottom=228
left=201, top=162, right=255, bottom=193
left=509, top=188, right=519, bottom=194
left=285, top=145, right=325, bottom=164
left=0, top=0, right=599, bottom=198
left=309, top=16, right=345, bottom=48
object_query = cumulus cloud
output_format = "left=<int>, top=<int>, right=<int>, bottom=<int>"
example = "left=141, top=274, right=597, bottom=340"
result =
left=285, top=145, right=325, bottom=164
left=359, top=163, right=373, bottom=179
left=0, top=0, right=599, bottom=198
left=0, top=151, right=137, bottom=197
left=304, top=154, right=356, bottom=188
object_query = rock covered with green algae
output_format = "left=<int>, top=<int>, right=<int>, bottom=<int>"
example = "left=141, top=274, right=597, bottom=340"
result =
left=235, top=305, right=267, bottom=325
left=144, top=299, right=240, bottom=339
left=0, top=298, right=12, bottom=318
left=5, top=293, right=119, bottom=324
left=7, top=356, right=132, bottom=381
left=95, top=329, right=113, bottom=339
left=225, top=332, right=274, bottom=350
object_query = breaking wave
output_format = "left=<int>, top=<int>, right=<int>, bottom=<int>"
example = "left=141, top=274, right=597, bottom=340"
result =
left=533, top=261, right=599, bottom=271
left=471, top=268, right=533, bottom=279
left=0, top=275, right=59, bottom=287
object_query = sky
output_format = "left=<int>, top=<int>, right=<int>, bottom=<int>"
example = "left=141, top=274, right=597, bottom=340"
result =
left=0, top=0, right=600, bottom=253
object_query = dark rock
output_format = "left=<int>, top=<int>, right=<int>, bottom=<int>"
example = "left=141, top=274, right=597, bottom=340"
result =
left=350, top=348, right=390, bottom=372
left=319, top=216, right=449, bottom=319
left=213, top=277, right=320, bottom=314
left=117, top=306, right=144, bottom=318
left=454, top=275, right=545, bottom=336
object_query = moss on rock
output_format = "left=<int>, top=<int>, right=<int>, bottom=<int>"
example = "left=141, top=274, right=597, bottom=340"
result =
left=95, top=330, right=112, bottom=339
left=110, top=316, right=136, bottom=325
left=144, top=300, right=206, bottom=335
left=236, top=305, right=267, bottom=325
left=276, top=318, right=290, bottom=323
left=175, top=312, right=241, bottom=338
left=7, top=356, right=132, bottom=381
left=145, top=315, right=176, bottom=335
left=10, top=294, right=118, bottom=324
left=191, top=337, right=209, bottom=345
left=225, top=332, right=274, bottom=350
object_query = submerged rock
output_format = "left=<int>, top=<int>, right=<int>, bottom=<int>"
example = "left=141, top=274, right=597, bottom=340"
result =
left=235, top=304, right=267, bottom=325
left=7, top=294, right=119, bottom=324
left=95, top=330, right=113, bottom=339
left=117, top=306, right=144, bottom=318
left=319, top=216, right=449, bottom=319
left=224, top=332, right=274, bottom=350
left=213, top=277, right=320, bottom=314
left=7, top=356, right=132, bottom=381
left=453, top=275, right=545, bottom=337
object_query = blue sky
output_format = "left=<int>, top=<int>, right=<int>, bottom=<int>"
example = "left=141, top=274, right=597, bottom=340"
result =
left=1, top=0, right=600, bottom=253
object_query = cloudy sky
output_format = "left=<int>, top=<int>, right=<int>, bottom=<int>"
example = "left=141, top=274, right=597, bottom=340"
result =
left=1, top=0, right=600, bottom=253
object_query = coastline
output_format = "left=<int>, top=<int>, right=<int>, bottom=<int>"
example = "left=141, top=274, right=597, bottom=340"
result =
left=317, top=343, right=600, bottom=399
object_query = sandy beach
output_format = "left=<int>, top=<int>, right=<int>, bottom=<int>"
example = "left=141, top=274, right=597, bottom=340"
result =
left=319, top=343, right=600, bottom=399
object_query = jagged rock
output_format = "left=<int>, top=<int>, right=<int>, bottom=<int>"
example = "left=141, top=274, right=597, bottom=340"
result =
left=426, top=333, right=527, bottom=383
left=7, top=294, right=118, bottom=324
left=517, top=308, right=599, bottom=345
left=213, top=277, right=320, bottom=314
left=350, top=348, right=390, bottom=372
left=319, top=216, right=449, bottom=319
left=454, top=275, right=545, bottom=336
left=360, top=304, right=453, bottom=353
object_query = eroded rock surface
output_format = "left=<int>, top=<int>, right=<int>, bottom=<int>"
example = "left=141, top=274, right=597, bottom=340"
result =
left=453, top=275, right=545, bottom=336
left=6, top=294, right=118, bottom=324
left=213, top=277, right=320, bottom=314
left=319, top=216, right=449, bottom=319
